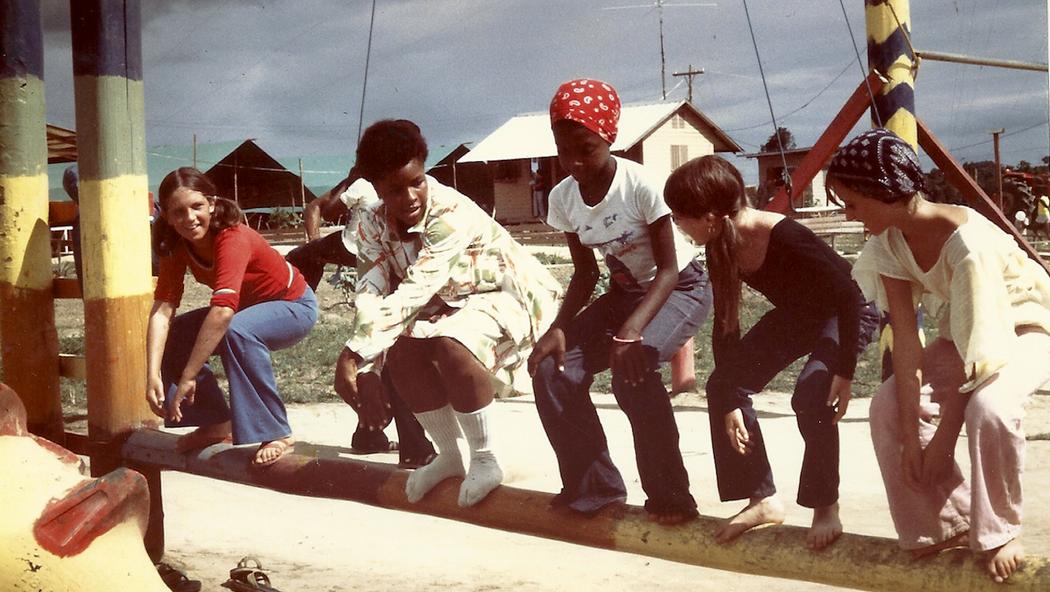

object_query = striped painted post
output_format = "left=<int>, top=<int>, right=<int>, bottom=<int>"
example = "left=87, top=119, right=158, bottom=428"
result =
left=866, top=0, right=917, bottom=148
left=0, top=0, right=64, bottom=442
left=70, top=1, right=155, bottom=443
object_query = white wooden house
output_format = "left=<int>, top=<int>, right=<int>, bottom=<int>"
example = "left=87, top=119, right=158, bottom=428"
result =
left=459, top=101, right=741, bottom=224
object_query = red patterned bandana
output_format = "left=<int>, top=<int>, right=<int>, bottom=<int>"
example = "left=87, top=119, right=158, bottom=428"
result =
left=549, top=78, right=621, bottom=144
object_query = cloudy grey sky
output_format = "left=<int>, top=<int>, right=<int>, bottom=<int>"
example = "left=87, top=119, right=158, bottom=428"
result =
left=39, top=0, right=1049, bottom=183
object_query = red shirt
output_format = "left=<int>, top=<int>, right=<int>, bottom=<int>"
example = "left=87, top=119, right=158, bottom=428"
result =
left=154, top=224, right=307, bottom=311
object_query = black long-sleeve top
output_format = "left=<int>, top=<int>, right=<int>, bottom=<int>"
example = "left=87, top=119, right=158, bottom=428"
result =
left=741, top=218, right=867, bottom=379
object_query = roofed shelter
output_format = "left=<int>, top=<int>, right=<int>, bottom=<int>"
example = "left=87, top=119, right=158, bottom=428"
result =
left=459, top=100, right=741, bottom=224
left=204, top=139, right=317, bottom=211
left=745, top=146, right=832, bottom=212
left=426, top=143, right=494, bottom=215
left=46, top=124, right=77, bottom=163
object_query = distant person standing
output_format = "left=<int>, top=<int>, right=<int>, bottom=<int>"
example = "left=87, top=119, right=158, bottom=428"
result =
left=61, top=165, right=85, bottom=284
left=1033, top=194, right=1050, bottom=240
left=530, top=169, right=548, bottom=221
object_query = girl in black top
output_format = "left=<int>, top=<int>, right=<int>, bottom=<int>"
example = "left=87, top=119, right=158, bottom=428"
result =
left=664, top=155, right=877, bottom=550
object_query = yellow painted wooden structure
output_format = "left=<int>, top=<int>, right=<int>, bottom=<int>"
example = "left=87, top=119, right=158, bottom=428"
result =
left=0, top=0, right=63, bottom=443
left=864, top=0, right=917, bottom=147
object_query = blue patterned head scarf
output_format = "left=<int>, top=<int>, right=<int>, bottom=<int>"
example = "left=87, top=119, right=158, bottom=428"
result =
left=827, top=128, right=924, bottom=203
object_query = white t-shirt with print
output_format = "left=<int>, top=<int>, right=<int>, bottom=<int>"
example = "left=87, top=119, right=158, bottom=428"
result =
left=546, top=156, right=698, bottom=289
left=338, top=178, right=381, bottom=255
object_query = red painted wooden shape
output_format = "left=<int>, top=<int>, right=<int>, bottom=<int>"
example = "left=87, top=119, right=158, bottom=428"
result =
left=34, top=468, right=150, bottom=557
left=764, top=72, right=886, bottom=213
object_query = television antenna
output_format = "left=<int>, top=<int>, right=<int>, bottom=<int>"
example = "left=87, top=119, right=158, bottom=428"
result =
left=604, top=1, right=717, bottom=100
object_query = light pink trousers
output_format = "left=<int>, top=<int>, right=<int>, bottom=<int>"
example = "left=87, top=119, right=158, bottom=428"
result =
left=869, top=332, right=1050, bottom=552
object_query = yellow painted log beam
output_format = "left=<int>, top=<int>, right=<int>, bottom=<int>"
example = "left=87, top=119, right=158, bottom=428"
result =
left=122, top=429, right=1049, bottom=592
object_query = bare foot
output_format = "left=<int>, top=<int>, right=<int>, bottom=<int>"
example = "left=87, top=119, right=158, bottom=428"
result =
left=175, top=422, right=232, bottom=453
left=806, top=503, right=842, bottom=551
left=985, top=538, right=1024, bottom=583
left=252, top=436, right=295, bottom=467
left=714, top=496, right=786, bottom=544
left=909, top=531, right=969, bottom=560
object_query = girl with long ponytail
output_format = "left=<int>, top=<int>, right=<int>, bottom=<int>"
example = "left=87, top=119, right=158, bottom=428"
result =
left=665, top=155, right=878, bottom=550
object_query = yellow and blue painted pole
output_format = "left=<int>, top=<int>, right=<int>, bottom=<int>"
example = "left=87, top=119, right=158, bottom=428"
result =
left=865, top=0, right=917, bottom=148
left=0, top=0, right=63, bottom=442
left=70, top=0, right=154, bottom=443
left=867, top=0, right=918, bottom=374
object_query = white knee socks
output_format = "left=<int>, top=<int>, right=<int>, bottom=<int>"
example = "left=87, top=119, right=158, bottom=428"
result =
left=404, top=403, right=504, bottom=507
left=456, top=404, right=504, bottom=507
left=405, top=405, right=465, bottom=503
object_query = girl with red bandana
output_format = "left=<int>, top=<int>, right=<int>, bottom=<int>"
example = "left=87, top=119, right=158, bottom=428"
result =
left=528, top=79, right=712, bottom=524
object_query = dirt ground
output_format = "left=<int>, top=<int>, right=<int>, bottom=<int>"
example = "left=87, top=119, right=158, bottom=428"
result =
left=144, top=390, right=1050, bottom=592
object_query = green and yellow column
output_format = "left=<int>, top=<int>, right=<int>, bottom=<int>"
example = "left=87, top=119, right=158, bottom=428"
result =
left=71, top=0, right=154, bottom=444
left=0, top=0, right=63, bottom=442
left=865, top=0, right=917, bottom=148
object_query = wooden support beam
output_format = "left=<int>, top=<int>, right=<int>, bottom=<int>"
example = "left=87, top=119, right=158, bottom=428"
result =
left=58, top=353, right=87, bottom=380
left=53, top=277, right=83, bottom=299
left=916, top=118, right=1050, bottom=275
left=765, top=72, right=885, bottom=213
left=71, top=0, right=155, bottom=443
left=0, top=0, right=64, bottom=442
left=122, top=429, right=1049, bottom=592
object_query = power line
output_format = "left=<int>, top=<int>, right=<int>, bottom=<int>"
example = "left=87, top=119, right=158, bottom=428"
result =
left=947, top=119, right=1049, bottom=151
left=723, top=60, right=853, bottom=132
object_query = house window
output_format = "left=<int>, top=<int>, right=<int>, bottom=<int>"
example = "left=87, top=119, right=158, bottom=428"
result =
left=671, top=145, right=689, bottom=169
left=671, top=114, right=685, bottom=129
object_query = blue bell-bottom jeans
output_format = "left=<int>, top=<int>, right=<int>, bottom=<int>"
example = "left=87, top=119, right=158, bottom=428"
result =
left=533, top=261, right=712, bottom=515
left=162, top=288, right=318, bottom=444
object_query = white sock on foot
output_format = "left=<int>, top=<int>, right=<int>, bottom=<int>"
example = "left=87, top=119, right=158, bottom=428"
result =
left=456, top=404, right=504, bottom=507
left=405, top=405, right=465, bottom=503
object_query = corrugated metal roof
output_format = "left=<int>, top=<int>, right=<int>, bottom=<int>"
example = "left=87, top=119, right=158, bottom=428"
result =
left=459, top=100, right=740, bottom=163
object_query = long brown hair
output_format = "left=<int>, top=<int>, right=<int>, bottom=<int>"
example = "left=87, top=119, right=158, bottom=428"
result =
left=153, top=167, right=242, bottom=256
left=664, top=155, right=748, bottom=356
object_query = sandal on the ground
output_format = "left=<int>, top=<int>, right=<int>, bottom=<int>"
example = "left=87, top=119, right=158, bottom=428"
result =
left=221, top=557, right=282, bottom=592
left=156, top=562, right=201, bottom=592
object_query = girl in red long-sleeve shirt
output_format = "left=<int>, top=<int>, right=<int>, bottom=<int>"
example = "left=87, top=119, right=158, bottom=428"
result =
left=146, top=167, right=317, bottom=466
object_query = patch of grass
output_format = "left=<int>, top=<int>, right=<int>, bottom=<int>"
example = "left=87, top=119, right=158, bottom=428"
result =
left=589, top=284, right=885, bottom=396
left=272, top=320, right=351, bottom=404
left=532, top=251, right=572, bottom=266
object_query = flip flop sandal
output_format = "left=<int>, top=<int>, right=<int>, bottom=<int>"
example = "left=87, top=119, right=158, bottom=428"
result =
left=156, top=562, right=202, bottom=592
left=221, top=557, right=282, bottom=592
left=252, top=439, right=293, bottom=467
